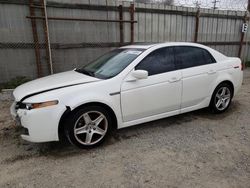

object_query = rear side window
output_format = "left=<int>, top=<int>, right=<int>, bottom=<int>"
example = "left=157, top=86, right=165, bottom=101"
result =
left=135, top=47, right=175, bottom=76
left=174, top=46, right=216, bottom=69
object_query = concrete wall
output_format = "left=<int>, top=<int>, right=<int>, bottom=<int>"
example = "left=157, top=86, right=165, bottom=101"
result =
left=0, top=0, right=249, bottom=83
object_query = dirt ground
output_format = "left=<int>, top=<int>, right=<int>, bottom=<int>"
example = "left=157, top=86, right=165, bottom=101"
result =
left=0, top=70, right=250, bottom=188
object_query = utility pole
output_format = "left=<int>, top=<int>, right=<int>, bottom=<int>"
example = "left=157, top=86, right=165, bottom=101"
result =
left=248, top=0, right=250, bottom=12
left=212, top=0, right=219, bottom=9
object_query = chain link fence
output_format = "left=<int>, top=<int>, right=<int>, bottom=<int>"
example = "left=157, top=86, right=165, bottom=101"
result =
left=1, top=0, right=250, bottom=83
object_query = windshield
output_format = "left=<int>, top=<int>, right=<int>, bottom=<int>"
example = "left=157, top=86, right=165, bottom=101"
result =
left=76, top=48, right=144, bottom=79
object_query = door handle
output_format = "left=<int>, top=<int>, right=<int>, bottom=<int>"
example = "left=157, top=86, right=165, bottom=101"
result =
left=169, top=77, right=181, bottom=83
left=207, top=70, right=216, bottom=74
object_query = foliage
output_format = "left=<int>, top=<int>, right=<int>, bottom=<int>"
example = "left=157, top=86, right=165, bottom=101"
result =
left=245, top=61, right=250, bottom=67
left=0, top=76, right=30, bottom=91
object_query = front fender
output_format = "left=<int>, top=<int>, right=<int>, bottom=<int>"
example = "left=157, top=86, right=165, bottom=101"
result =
left=21, top=80, right=123, bottom=129
left=62, top=92, right=123, bottom=129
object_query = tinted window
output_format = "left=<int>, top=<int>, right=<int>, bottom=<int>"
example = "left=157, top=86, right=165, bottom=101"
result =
left=174, top=46, right=216, bottom=69
left=135, top=47, right=175, bottom=76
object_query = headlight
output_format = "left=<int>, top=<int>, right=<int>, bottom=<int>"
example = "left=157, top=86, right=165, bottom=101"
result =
left=25, top=100, right=58, bottom=110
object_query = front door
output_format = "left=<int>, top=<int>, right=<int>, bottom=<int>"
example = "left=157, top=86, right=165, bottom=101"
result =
left=121, top=47, right=182, bottom=122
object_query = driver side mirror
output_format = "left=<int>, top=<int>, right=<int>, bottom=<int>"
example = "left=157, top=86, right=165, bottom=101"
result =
left=131, top=70, right=148, bottom=80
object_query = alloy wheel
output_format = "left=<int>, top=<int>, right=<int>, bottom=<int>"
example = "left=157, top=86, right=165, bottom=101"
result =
left=73, top=111, right=108, bottom=146
left=214, top=86, right=231, bottom=111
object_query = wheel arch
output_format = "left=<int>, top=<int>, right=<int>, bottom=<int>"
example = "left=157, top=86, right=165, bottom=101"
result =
left=214, top=80, right=234, bottom=96
left=58, top=102, right=118, bottom=141
left=209, top=80, right=235, bottom=107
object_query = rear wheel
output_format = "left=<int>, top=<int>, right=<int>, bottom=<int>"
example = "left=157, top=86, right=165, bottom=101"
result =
left=210, top=83, right=233, bottom=113
left=65, top=105, right=112, bottom=149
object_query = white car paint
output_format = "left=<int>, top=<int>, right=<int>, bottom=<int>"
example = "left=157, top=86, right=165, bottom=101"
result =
left=10, top=42, right=243, bottom=143
left=121, top=69, right=182, bottom=122
left=13, top=70, right=100, bottom=102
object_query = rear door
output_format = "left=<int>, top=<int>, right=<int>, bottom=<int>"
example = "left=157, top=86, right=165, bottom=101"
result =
left=174, top=46, right=217, bottom=111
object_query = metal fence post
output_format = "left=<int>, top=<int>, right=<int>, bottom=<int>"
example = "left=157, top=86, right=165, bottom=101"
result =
left=42, top=0, right=53, bottom=74
left=194, top=8, right=200, bottom=43
left=29, top=0, right=42, bottom=77
left=130, top=3, right=135, bottom=44
left=238, top=12, right=247, bottom=59
left=118, top=5, right=124, bottom=44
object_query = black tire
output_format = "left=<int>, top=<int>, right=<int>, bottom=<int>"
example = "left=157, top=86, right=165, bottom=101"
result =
left=209, top=82, right=233, bottom=114
left=64, top=105, right=112, bottom=149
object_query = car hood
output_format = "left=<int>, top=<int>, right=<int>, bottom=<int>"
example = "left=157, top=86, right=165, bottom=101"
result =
left=13, top=70, right=100, bottom=101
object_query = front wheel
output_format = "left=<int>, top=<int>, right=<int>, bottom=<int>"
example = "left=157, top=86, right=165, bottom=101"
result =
left=65, top=106, right=112, bottom=149
left=210, top=83, right=233, bottom=113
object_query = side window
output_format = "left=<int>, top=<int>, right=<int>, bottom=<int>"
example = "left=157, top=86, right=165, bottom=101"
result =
left=135, top=47, right=175, bottom=76
left=203, top=49, right=216, bottom=64
left=174, top=46, right=216, bottom=69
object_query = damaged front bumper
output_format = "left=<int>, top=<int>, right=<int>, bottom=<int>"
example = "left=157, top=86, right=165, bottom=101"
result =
left=10, top=101, right=67, bottom=143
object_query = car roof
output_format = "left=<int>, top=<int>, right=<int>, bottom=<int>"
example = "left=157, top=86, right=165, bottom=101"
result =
left=120, top=42, right=208, bottom=50
left=120, top=42, right=159, bottom=49
left=120, top=42, right=227, bottom=62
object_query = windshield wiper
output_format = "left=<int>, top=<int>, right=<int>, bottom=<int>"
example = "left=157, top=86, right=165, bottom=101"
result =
left=75, top=69, right=94, bottom=77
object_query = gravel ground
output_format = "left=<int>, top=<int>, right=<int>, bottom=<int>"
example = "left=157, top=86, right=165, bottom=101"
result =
left=0, top=70, right=250, bottom=188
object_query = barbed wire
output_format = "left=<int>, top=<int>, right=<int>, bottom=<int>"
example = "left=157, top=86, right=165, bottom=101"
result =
left=129, top=0, right=248, bottom=11
left=174, top=0, right=248, bottom=10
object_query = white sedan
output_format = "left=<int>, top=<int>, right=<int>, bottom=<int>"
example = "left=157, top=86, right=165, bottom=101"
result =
left=10, top=42, right=243, bottom=148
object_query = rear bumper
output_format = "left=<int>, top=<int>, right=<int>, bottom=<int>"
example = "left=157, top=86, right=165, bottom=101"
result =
left=10, top=102, right=67, bottom=143
left=234, top=70, right=243, bottom=96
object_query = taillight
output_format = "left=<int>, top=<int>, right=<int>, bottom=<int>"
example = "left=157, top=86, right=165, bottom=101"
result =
left=234, top=63, right=243, bottom=70
left=241, top=62, right=244, bottom=71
